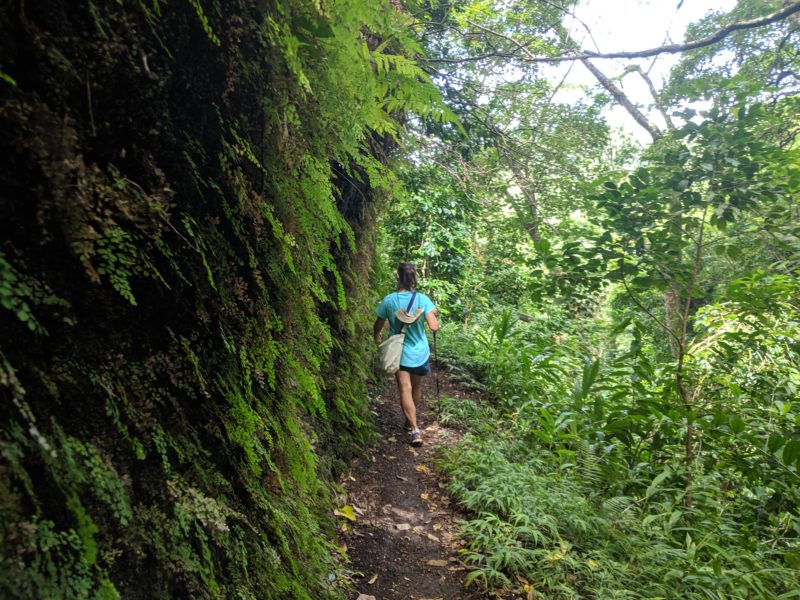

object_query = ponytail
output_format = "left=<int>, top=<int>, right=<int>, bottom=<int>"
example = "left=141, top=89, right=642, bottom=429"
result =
left=397, top=263, right=418, bottom=290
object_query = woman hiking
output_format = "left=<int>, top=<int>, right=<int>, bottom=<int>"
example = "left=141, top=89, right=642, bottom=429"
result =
left=373, top=263, right=439, bottom=446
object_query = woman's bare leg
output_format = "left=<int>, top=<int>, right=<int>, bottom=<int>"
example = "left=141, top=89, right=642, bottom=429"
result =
left=395, top=370, right=417, bottom=430
left=410, top=374, right=423, bottom=412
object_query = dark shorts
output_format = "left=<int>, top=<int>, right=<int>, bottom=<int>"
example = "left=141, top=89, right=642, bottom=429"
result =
left=398, top=360, right=430, bottom=376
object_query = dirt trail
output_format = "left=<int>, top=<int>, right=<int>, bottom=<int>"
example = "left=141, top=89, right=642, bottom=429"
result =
left=341, top=375, right=482, bottom=600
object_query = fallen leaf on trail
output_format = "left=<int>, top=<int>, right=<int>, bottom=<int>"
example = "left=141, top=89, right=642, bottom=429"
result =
left=426, top=559, right=448, bottom=567
left=438, top=482, right=447, bottom=489
left=368, top=574, right=378, bottom=584
left=420, top=492, right=429, bottom=500
left=339, top=522, right=349, bottom=533
left=396, top=475, right=408, bottom=482
left=387, top=455, right=397, bottom=460
left=356, top=595, right=376, bottom=600
left=412, top=525, right=424, bottom=533
left=353, top=505, right=364, bottom=516
left=515, top=574, right=530, bottom=585
left=395, top=523, right=411, bottom=531
left=448, top=566, right=465, bottom=571
left=348, top=475, right=356, bottom=481
left=389, top=506, right=417, bottom=520
left=433, top=523, right=442, bottom=531
left=415, top=464, right=428, bottom=473
left=426, top=533, right=440, bottom=542
left=334, top=506, right=357, bottom=521
left=388, top=436, right=397, bottom=442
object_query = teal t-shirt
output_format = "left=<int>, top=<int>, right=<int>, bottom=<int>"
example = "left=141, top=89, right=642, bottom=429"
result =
left=376, top=291, right=436, bottom=368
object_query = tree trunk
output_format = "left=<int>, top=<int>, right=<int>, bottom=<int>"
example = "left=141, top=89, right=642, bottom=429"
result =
left=501, top=146, right=541, bottom=242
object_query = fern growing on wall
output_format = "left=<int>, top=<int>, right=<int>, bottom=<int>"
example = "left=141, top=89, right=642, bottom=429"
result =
left=0, top=0, right=451, bottom=597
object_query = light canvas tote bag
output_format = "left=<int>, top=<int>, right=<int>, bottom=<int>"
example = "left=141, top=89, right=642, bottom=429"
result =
left=378, top=291, right=424, bottom=375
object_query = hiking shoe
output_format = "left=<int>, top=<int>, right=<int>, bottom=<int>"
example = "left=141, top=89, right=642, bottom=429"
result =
left=410, top=429, right=423, bottom=447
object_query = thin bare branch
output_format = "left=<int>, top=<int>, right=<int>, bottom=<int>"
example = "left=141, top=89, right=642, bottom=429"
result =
left=428, top=2, right=800, bottom=64
left=580, top=58, right=663, bottom=141
left=630, top=65, right=676, bottom=130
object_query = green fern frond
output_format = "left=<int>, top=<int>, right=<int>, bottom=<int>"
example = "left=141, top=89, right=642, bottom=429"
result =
left=577, top=440, right=603, bottom=488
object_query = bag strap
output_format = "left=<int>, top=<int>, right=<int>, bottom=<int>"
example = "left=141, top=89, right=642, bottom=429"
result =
left=405, top=291, right=417, bottom=314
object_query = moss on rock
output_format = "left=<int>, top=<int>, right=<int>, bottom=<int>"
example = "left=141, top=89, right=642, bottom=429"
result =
left=0, top=0, right=435, bottom=596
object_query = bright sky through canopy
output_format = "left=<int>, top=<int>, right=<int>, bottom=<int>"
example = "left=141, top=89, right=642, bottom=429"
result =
left=551, top=0, right=737, bottom=142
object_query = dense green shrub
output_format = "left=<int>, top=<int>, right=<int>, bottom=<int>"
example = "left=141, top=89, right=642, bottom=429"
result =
left=437, top=309, right=800, bottom=599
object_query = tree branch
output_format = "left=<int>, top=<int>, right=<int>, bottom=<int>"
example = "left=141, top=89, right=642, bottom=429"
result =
left=580, top=58, right=663, bottom=141
left=545, top=2, right=800, bottom=62
left=630, top=65, right=676, bottom=130
left=429, top=2, right=800, bottom=64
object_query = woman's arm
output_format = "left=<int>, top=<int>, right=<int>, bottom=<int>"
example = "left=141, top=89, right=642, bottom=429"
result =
left=373, top=317, right=387, bottom=344
left=425, top=310, right=439, bottom=332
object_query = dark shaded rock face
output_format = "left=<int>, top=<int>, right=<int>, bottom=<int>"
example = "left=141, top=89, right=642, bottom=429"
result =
left=0, top=2, right=393, bottom=597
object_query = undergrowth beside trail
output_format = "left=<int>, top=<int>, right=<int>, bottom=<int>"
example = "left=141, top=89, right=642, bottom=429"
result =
left=434, top=309, right=800, bottom=599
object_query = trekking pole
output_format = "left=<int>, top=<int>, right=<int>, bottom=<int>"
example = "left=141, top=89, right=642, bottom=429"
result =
left=433, top=329, right=440, bottom=400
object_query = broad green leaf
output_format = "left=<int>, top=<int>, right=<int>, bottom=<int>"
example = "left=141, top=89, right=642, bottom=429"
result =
left=334, top=505, right=357, bottom=521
